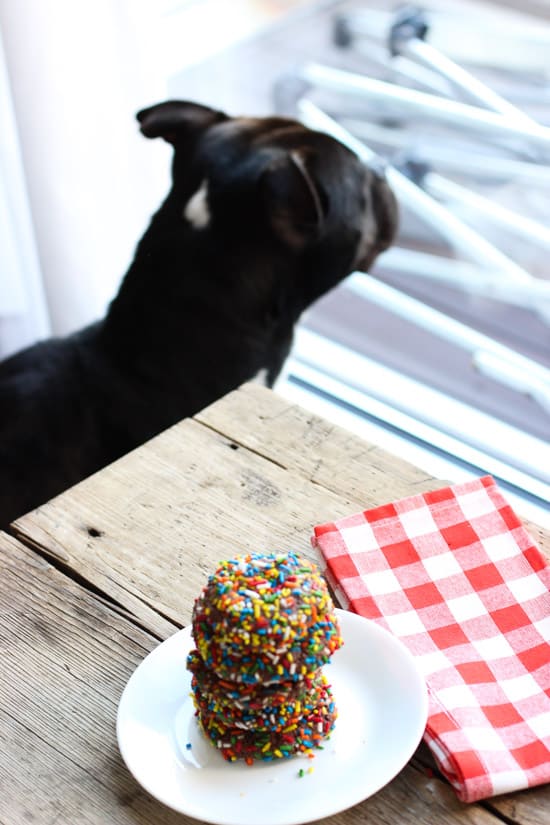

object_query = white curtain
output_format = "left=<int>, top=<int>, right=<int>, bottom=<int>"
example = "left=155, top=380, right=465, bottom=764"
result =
left=0, top=0, right=169, bottom=354
left=0, top=22, right=49, bottom=358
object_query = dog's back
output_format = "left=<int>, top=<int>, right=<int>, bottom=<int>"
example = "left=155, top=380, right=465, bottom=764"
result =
left=0, top=326, right=108, bottom=515
left=0, top=101, right=397, bottom=526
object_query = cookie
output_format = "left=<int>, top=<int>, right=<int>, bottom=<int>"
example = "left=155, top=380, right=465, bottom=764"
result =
left=191, top=552, right=342, bottom=684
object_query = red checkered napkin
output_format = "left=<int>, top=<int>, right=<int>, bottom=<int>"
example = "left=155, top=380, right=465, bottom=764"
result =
left=312, top=476, right=550, bottom=803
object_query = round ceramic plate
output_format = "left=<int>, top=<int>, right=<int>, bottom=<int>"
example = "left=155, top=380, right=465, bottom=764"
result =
left=117, top=609, right=428, bottom=825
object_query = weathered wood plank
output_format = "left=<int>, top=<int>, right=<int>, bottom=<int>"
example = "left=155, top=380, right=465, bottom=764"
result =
left=0, top=532, right=195, bottom=825
left=484, top=786, right=550, bottom=825
left=196, top=384, right=550, bottom=557
left=12, top=416, right=361, bottom=629
left=11, top=518, right=178, bottom=641
left=0, top=532, right=505, bottom=825
left=197, top=383, right=439, bottom=497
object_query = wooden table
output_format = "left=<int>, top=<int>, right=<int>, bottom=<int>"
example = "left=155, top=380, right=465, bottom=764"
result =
left=1, top=383, right=548, bottom=825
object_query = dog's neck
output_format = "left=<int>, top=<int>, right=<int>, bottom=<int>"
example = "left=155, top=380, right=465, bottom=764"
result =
left=99, top=196, right=299, bottom=391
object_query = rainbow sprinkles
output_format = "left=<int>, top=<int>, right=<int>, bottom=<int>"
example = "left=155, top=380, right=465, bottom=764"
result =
left=187, top=551, right=342, bottom=763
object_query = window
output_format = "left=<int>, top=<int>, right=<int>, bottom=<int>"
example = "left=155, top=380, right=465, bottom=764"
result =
left=166, top=0, right=550, bottom=522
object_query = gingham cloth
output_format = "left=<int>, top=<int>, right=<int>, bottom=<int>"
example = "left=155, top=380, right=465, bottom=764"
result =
left=312, top=475, right=550, bottom=802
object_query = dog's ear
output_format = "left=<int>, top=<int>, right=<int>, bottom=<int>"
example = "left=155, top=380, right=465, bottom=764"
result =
left=260, top=150, right=328, bottom=248
left=136, top=100, right=226, bottom=145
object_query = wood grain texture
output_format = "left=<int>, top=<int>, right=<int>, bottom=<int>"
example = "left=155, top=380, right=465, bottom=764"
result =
left=0, top=532, right=193, bottom=825
left=196, top=382, right=445, bottom=498
left=1, top=531, right=506, bottom=825
left=8, top=382, right=550, bottom=824
left=484, top=786, right=550, bottom=825
left=12, top=415, right=360, bottom=630
left=196, top=384, right=550, bottom=556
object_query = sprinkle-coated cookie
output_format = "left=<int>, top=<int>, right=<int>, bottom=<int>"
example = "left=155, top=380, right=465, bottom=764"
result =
left=187, top=552, right=341, bottom=762
left=191, top=552, right=342, bottom=684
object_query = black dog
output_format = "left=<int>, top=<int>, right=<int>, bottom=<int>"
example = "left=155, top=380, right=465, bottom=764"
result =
left=0, top=100, right=397, bottom=526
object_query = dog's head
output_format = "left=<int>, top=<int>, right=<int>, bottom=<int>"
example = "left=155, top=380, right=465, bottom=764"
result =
left=137, top=100, right=397, bottom=318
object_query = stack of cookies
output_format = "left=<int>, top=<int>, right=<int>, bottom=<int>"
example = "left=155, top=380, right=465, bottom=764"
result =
left=187, top=551, right=342, bottom=763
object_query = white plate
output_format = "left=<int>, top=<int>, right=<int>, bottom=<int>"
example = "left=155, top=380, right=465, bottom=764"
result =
left=117, top=609, right=428, bottom=825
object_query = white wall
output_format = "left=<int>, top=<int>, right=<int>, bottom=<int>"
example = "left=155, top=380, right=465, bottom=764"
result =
left=0, top=0, right=170, bottom=342
left=0, top=23, right=50, bottom=358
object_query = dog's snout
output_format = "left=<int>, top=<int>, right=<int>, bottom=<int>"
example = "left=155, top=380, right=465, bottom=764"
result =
left=352, top=168, right=398, bottom=273
left=359, top=155, right=397, bottom=255
left=372, top=171, right=398, bottom=254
